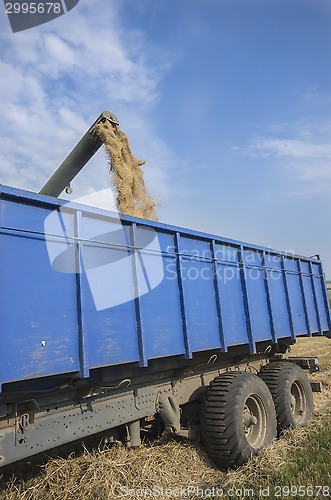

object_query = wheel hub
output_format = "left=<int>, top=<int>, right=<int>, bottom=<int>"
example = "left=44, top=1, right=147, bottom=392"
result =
left=290, top=381, right=307, bottom=425
left=242, top=395, right=267, bottom=449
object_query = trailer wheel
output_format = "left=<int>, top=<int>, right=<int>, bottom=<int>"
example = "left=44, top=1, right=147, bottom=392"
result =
left=260, top=361, right=314, bottom=435
left=200, top=372, right=277, bottom=469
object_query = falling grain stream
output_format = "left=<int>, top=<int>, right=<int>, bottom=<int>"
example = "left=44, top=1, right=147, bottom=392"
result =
left=96, top=120, right=158, bottom=221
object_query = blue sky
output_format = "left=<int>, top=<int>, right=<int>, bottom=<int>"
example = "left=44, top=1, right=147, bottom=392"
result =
left=1, top=0, right=331, bottom=276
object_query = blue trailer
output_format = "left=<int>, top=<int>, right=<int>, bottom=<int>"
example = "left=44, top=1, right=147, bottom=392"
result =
left=0, top=112, right=330, bottom=468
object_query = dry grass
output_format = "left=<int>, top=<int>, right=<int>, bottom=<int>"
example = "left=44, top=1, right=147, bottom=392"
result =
left=0, top=336, right=330, bottom=499
left=289, top=336, right=331, bottom=413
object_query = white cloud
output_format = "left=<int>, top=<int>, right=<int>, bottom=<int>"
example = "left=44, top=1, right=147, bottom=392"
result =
left=249, top=138, right=331, bottom=159
left=72, top=188, right=117, bottom=212
left=283, top=161, right=331, bottom=198
left=44, top=33, right=76, bottom=69
left=245, top=127, right=331, bottom=196
left=0, top=0, right=173, bottom=205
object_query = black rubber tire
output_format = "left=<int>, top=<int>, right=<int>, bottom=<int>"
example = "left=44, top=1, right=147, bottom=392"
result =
left=200, top=371, right=277, bottom=469
left=260, top=361, right=314, bottom=435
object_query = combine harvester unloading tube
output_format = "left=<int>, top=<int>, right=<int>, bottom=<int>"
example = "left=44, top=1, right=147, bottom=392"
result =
left=0, top=111, right=330, bottom=469
left=39, top=111, right=120, bottom=198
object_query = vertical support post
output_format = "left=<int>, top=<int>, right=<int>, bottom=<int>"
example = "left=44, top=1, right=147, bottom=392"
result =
left=318, top=263, right=331, bottom=333
left=175, top=232, right=191, bottom=358
left=211, top=240, right=226, bottom=352
left=0, top=197, right=4, bottom=229
left=262, top=252, right=277, bottom=344
left=131, top=223, right=147, bottom=367
left=308, top=261, right=322, bottom=334
left=280, top=256, right=295, bottom=342
left=297, top=260, right=311, bottom=336
left=74, top=211, right=89, bottom=378
left=126, top=420, right=141, bottom=448
left=238, top=246, right=255, bottom=353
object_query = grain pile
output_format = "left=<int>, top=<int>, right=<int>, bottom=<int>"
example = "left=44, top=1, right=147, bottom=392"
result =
left=95, top=120, right=158, bottom=220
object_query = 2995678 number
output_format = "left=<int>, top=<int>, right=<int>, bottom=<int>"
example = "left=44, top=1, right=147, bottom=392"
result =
left=274, top=485, right=330, bottom=497
left=5, top=3, right=62, bottom=14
